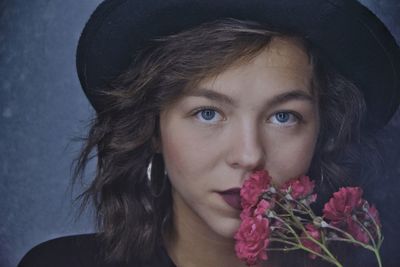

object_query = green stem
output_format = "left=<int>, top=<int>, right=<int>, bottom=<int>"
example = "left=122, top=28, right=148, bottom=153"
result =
left=272, top=199, right=341, bottom=266
left=327, top=225, right=383, bottom=267
left=267, top=247, right=299, bottom=252
left=300, top=224, right=340, bottom=264
left=269, top=238, right=342, bottom=267
left=374, top=248, right=383, bottom=267
left=366, top=207, right=382, bottom=243
left=272, top=212, right=301, bottom=242
left=354, top=217, right=377, bottom=248
left=327, top=237, right=374, bottom=251
left=269, top=237, right=298, bottom=247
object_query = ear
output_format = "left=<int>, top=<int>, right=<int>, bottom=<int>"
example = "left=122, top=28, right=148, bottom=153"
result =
left=151, top=135, right=162, bottom=153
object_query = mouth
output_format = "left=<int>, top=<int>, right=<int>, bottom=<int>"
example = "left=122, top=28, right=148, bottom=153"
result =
left=218, top=188, right=242, bottom=210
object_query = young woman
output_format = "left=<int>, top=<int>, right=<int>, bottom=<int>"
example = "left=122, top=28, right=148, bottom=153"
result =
left=18, top=0, right=400, bottom=266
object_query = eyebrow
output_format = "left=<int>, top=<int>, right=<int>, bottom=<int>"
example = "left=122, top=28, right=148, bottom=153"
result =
left=268, top=90, right=315, bottom=107
left=186, top=88, right=236, bottom=106
left=185, top=87, right=315, bottom=107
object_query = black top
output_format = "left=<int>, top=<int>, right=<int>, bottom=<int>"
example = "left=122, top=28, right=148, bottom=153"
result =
left=18, top=234, right=176, bottom=267
left=17, top=231, right=399, bottom=267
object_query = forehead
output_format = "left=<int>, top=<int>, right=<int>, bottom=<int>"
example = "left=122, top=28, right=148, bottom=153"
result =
left=183, top=36, right=314, bottom=93
left=263, top=37, right=312, bottom=67
left=160, top=36, right=318, bottom=112
left=190, top=37, right=314, bottom=96
left=157, top=37, right=316, bottom=116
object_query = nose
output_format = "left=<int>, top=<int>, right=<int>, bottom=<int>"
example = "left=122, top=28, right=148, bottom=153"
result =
left=225, top=121, right=266, bottom=171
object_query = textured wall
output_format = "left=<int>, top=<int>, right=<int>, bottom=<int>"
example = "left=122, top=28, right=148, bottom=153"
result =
left=0, top=1, right=399, bottom=267
left=0, top=1, right=101, bottom=266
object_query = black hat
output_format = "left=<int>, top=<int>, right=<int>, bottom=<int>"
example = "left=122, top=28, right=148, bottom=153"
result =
left=76, top=0, right=400, bottom=130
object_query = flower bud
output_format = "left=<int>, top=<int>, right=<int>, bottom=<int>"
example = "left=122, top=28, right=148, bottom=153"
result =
left=362, top=202, right=370, bottom=212
left=314, top=217, right=329, bottom=228
left=267, top=210, right=275, bottom=218
left=262, top=192, right=271, bottom=200
left=285, top=194, right=293, bottom=200
left=269, top=186, right=276, bottom=194
left=312, top=217, right=323, bottom=227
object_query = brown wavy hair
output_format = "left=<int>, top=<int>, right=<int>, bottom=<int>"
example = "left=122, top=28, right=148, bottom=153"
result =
left=73, top=18, right=367, bottom=265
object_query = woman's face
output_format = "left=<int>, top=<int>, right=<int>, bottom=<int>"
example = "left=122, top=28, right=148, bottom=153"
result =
left=159, top=37, right=319, bottom=240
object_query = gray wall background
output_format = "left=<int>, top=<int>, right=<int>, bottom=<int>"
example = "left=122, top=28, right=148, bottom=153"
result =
left=0, top=1, right=399, bottom=267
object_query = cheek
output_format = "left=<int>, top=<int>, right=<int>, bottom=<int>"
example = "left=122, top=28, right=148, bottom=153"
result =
left=159, top=110, right=226, bottom=179
left=266, top=128, right=318, bottom=184
left=161, top=131, right=192, bottom=184
left=159, top=121, right=217, bottom=191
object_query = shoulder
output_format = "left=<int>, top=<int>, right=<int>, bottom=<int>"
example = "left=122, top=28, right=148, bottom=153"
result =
left=17, top=233, right=116, bottom=267
left=18, top=233, right=175, bottom=267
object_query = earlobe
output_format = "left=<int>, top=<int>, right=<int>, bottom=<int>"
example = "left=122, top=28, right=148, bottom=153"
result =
left=151, top=136, right=162, bottom=153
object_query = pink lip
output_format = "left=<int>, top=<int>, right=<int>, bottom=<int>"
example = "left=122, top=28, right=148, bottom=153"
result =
left=218, top=188, right=242, bottom=210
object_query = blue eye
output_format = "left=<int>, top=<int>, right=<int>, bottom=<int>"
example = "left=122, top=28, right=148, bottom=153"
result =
left=200, top=109, right=216, bottom=121
left=270, top=111, right=299, bottom=125
left=193, top=106, right=223, bottom=123
left=275, top=112, right=290, bottom=123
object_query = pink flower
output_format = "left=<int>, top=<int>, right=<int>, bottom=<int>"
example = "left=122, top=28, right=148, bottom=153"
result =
left=349, top=203, right=381, bottom=243
left=323, top=187, right=364, bottom=222
left=254, top=199, right=272, bottom=217
left=301, top=224, right=322, bottom=259
left=240, top=199, right=272, bottom=228
left=240, top=170, right=271, bottom=210
left=280, top=175, right=315, bottom=200
left=323, top=187, right=380, bottom=244
left=346, top=219, right=370, bottom=244
left=240, top=207, right=253, bottom=220
left=235, top=215, right=270, bottom=266
left=366, top=204, right=381, bottom=227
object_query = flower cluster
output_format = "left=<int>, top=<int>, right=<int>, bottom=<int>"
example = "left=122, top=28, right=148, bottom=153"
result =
left=235, top=171, right=271, bottom=265
left=234, top=171, right=383, bottom=267
left=323, top=187, right=381, bottom=244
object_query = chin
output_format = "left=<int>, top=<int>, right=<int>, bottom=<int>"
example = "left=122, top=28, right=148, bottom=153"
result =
left=210, top=216, right=242, bottom=239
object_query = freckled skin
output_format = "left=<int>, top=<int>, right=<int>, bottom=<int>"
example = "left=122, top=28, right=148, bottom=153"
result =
left=160, top=37, right=320, bottom=267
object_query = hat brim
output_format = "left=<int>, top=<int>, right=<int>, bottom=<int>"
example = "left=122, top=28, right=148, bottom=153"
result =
left=76, top=0, right=400, bottom=130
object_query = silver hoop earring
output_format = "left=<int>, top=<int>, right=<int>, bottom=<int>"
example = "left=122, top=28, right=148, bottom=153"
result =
left=148, top=153, right=168, bottom=197
left=147, top=157, right=168, bottom=180
left=320, top=166, right=325, bottom=185
left=147, top=160, right=153, bottom=181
